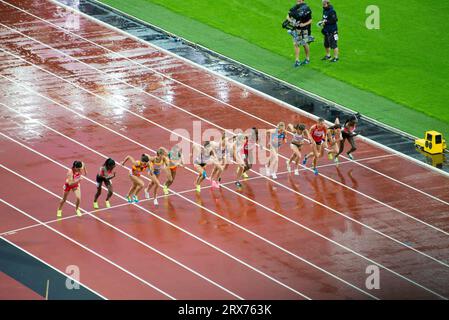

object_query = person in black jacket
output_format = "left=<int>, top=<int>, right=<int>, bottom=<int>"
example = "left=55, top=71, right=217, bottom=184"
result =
left=286, top=0, right=313, bottom=67
left=318, top=0, right=339, bottom=62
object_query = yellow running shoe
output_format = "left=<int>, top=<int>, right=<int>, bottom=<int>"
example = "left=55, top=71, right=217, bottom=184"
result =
left=105, top=200, right=111, bottom=208
left=57, top=210, right=62, bottom=218
left=163, top=185, right=169, bottom=195
left=242, top=172, right=249, bottom=179
left=195, top=185, right=201, bottom=193
left=76, top=209, right=82, bottom=217
left=328, top=153, right=334, bottom=160
left=93, top=202, right=99, bottom=209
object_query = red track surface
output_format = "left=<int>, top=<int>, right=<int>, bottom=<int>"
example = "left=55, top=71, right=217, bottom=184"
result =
left=0, top=0, right=448, bottom=300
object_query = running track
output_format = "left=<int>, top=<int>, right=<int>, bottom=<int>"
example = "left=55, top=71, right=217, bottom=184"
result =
left=0, top=0, right=448, bottom=300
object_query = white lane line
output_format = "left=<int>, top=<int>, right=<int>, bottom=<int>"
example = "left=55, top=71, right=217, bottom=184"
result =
left=0, top=187, right=175, bottom=300
left=0, top=184, right=198, bottom=237
left=0, top=73, right=445, bottom=298
left=0, top=24, right=447, bottom=239
left=5, top=0, right=449, bottom=187
left=0, top=235, right=107, bottom=300
left=0, top=132, right=311, bottom=300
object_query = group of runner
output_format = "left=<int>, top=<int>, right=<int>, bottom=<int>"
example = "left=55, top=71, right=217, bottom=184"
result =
left=56, top=116, right=359, bottom=217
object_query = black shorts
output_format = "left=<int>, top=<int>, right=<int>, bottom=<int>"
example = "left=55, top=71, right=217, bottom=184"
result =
left=341, top=131, right=353, bottom=139
left=96, top=175, right=111, bottom=188
left=291, top=142, right=303, bottom=149
left=324, top=32, right=338, bottom=49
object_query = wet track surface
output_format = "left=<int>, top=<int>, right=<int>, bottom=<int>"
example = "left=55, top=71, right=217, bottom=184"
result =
left=0, top=0, right=448, bottom=300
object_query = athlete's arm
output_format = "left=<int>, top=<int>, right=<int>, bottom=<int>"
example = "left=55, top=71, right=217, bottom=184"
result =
left=121, top=155, right=135, bottom=166
left=303, top=129, right=311, bottom=144
left=80, top=162, right=87, bottom=175
left=179, top=150, right=185, bottom=167
left=66, top=169, right=80, bottom=187
left=66, top=169, right=74, bottom=185
left=308, top=126, right=316, bottom=145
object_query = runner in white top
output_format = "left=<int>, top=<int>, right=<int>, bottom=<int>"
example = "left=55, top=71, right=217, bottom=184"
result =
left=193, top=141, right=222, bottom=192
left=210, top=132, right=233, bottom=187
left=286, top=123, right=310, bottom=175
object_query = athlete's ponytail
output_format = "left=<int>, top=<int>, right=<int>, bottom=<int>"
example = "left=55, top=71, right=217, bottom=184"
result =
left=104, top=158, right=115, bottom=169
left=72, top=161, right=83, bottom=169
left=141, top=154, right=150, bottom=163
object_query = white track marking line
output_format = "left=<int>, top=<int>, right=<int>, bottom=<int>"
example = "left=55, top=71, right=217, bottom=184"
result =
left=0, top=72, right=446, bottom=298
left=1, top=22, right=447, bottom=239
left=0, top=163, right=243, bottom=301
left=0, top=189, right=175, bottom=300
left=0, top=235, right=107, bottom=299
left=0, top=133, right=311, bottom=300
left=5, top=0, right=448, bottom=187
left=0, top=52, right=447, bottom=269
left=0, top=186, right=201, bottom=237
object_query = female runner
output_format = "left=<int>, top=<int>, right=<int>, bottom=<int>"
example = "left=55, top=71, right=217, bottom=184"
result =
left=93, top=158, right=116, bottom=209
left=57, top=160, right=87, bottom=217
left=145, top=147, right=170, bottom=206
left=326, top=118, right=342, bottom=163
left=210, top=132, right=233, bottom=185
left=237, top=127, right=259, bottom=181
left=303, top=118, right=328, bottom=175
left=335, top=115, right=359, bottom=161
left=234, top=134, right=248, bottom=188
left=122, top=154, right=151, bottom=203
left=266, top=122, right=287, bottom=179
left=193, top=141, right=222, bottom=192
left=163, top=144, right=184, bottom=195
left=286, top=123, right=310, bottom=175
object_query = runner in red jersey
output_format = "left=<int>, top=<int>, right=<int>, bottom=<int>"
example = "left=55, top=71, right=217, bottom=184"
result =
left=57, top=160, right=87, bottom=217
left=242, top=127, right=258, bottom=178
left=303, top=118, right=328, bottom=175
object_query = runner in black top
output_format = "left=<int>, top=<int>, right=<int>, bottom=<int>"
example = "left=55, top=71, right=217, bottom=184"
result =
left=93, top=158, right=116, bottom=209
left=336, top=115, right=359, bottom=160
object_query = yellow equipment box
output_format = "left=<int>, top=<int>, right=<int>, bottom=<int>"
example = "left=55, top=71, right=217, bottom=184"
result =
left=415, top=131, right=447, bottom=154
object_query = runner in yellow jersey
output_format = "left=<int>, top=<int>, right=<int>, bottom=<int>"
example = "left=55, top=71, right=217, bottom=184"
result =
left=145, top=147, right=170, bottom=206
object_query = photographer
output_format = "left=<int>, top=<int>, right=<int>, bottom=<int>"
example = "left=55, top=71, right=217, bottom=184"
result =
left=285, top=0, right=313, bottom=67
left=318, top=0, right=339, bottom=62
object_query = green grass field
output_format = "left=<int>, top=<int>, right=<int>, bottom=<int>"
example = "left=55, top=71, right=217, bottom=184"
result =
left=100, top=0, right=449, bottom=138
